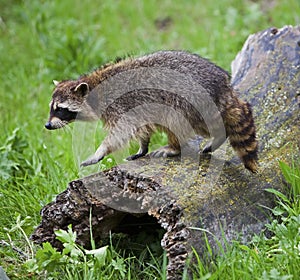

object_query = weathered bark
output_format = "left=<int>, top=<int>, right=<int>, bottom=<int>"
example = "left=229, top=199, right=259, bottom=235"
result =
left=31, top=26, right=300, bottom=279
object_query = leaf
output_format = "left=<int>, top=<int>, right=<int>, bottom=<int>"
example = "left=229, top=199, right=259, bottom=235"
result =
left=34, top=242, right=65, bottom=272
left=271, top=206, right=285, bottom=216
left=279, top=161, right=300, bottom=192
left=63, top=243, right=82, bottom=258
left=265, top=188, right=289, bottom=203
left=111, top=257, right=126, bottom=278
left=55, top=225, right=77, bottom=244
left=85, top=245, right=108, bottom=265
left=279, top=161, right=293, bottom=184
left=239, top=244, right=250, bottom=251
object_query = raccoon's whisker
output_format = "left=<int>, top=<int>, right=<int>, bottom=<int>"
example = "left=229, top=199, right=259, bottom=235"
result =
left=59, top=120, right=67, bottom=129
left=63, top=124, right=72, bottom=133
left=57, top=121, right=63, bottom=129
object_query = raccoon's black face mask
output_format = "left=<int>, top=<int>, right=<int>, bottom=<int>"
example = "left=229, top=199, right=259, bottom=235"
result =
left=45, top=104, right=78, bottom=130
left=45, top=81, right=89, bottom=130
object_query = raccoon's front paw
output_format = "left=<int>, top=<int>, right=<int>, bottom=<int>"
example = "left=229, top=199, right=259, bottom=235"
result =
left=149, top=145, right=180, bottom=158
left=80, top=155, right=104, bottom=167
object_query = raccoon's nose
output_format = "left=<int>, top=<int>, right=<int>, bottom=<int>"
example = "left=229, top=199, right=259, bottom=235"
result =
left=45, top=122, right=53, bottom=130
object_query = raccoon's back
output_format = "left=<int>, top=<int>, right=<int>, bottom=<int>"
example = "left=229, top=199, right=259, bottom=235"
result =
left=137, top=51, right=232, bottom=100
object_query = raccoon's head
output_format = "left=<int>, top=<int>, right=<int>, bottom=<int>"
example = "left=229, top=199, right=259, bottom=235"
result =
left=45, top=80, right=90, bottom=130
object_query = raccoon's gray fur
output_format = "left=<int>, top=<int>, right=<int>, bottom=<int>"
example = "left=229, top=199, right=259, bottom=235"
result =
left=46, top=50, right=258, bottom=172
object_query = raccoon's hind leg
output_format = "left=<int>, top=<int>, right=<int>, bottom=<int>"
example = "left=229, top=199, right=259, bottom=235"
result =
left=202, top=135, right=227, bottom=154
left=149, top=130, right=181, bottom=158
left=126, top=137, right=150, bottom=161
left=150, top=145, right=181, bottom=158
left=226, top=100, right=258, bottom=173
left=126, top=126, right=153, bottom=161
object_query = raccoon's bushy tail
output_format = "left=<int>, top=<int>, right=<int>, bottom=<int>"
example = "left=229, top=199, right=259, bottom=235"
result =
left=225, top=97, right=258, bottom=173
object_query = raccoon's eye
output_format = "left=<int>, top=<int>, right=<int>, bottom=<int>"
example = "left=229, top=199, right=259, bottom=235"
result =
left=55, top=107, right=63, bottom=112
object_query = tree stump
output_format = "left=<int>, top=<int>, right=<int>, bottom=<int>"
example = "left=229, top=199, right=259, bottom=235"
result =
left=31, top=25, right=300, bottom=279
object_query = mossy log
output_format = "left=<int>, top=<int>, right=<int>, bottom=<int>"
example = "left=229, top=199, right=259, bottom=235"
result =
left=31, top=25, right=300, bottom=279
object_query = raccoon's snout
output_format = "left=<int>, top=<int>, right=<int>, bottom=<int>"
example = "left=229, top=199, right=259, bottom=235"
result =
left=45, top=122, right=54, bottom=130
left=45, top=117, right=67, bottom=129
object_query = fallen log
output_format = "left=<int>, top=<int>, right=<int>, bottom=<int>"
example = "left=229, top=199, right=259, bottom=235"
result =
left=31, top=25, right=300, bottom=279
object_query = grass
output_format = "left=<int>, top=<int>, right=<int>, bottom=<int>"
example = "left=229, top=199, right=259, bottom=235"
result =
left=0, top=0, right=299, bottom=279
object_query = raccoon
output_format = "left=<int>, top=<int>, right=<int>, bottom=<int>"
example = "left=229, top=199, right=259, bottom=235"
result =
left=45, top=50, right=258, bottom=172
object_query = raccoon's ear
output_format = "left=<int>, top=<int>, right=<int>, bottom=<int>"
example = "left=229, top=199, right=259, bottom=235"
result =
left=53, top=80, right=60, bottom=86
left=74, top=82, right=89, bottom=97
